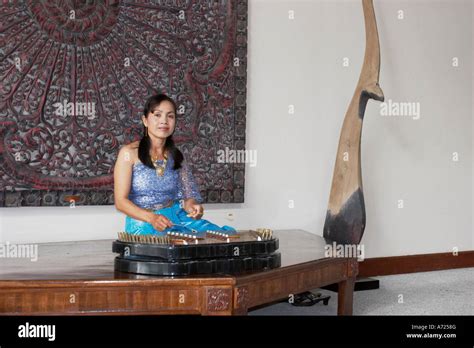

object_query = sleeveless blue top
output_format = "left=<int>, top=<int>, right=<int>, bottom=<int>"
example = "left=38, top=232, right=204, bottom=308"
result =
left=128, top=153, right=203, bottom=209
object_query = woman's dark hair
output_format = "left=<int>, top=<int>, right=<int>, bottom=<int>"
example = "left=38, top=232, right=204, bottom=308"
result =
left=138, top=94, right=183, bottom=170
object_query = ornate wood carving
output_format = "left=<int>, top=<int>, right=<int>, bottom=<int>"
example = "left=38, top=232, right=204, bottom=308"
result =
left=0, top=0, right=248, bottom=206
left=206, top=287, right=231, bottom=312
left=235, top=286, right=249, bottom=309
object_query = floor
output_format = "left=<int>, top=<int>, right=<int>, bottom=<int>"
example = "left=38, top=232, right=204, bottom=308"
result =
left=249, top=267, right=474, bottom=315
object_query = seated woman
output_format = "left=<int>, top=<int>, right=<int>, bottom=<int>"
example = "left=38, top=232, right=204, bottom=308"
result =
left=114, top=94, right=236, bottom=238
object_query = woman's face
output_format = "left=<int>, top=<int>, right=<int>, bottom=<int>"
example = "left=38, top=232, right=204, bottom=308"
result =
left=142, top=100, right=176, bottom=139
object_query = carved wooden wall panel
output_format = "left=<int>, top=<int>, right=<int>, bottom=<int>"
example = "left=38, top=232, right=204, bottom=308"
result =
left=0, top=0, right=247, bottom=206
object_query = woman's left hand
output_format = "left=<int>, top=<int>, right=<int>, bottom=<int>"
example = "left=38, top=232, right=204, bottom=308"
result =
left=184, top=199, right=204, bottom=220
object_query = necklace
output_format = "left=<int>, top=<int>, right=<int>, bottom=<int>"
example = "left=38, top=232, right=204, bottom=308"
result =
left=150, top=151, right=168, bottom=176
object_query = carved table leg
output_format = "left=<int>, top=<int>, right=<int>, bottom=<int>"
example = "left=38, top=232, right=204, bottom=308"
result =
left=232, top=286, right=249, bottom=316
left=337, top=277, right=355, bottom=315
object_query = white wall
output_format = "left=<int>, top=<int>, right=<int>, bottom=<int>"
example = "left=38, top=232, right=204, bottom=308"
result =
left=1, top=0, right=472, bottom=258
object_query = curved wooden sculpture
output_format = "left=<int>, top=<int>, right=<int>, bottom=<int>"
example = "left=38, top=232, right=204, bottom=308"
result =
left=323, top=0, right=384, bottom=244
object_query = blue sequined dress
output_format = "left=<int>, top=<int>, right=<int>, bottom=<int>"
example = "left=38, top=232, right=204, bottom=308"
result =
left=125, top=152, right=236, bottom=236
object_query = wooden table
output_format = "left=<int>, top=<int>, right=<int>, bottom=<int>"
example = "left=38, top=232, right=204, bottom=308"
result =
left=0, top=230, right=357, bottom=315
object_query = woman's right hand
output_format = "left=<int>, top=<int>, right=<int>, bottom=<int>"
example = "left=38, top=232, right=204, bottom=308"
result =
left=148, top=213, right=173, bottom=232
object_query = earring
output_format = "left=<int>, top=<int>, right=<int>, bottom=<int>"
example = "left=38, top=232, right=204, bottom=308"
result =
left=145, top=126, right=148, bottom=137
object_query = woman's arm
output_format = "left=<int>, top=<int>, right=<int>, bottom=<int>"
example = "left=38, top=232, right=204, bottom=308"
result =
left=178, top=158, right=203, bottom=203
left=178, top=158, right=204, bottom=219
left=114, top=145, right=172, bottom=231
left=114, top=145, right=154, bottom=223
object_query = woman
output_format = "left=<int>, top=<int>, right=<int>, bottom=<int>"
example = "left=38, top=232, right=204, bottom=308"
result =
left=114, top=94, right=236, bottom=237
